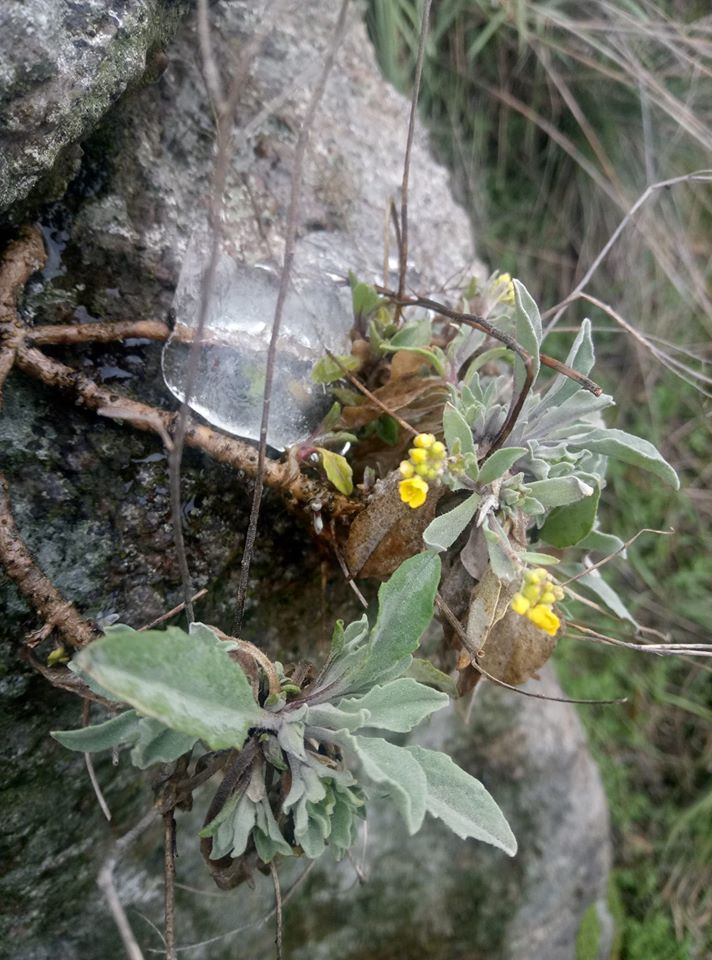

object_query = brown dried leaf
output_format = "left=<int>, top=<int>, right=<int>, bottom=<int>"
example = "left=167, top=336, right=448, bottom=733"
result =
left=344, top=473, right=444, bottom=579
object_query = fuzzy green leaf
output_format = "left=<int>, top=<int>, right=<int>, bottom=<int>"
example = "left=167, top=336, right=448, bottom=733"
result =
left=131, top=718, right=198, bottom=769
left=478, top=447, right=527, bottom=486
left=406, top=659, right=458, bottom=698
left=569, top=428, right=679, bottom=489
left=75, top=625, right=266, bottom=751
left=312, top=354, right=361, bottom=385
left=352, top=552, right=440, bottom=689
left=443, top=402, right=475, bottom=456
left=317, top=448, right=354, bottom=495
left=407, top=746, right=516, bottom=855
left=578, top=571, right=638, bottom=625
left=52, top=710, right=140, bottom=753
left=337, top=678, right=448, bottom=733
left=513, top=280, right=541, bottom=391
left=350, top=276, right=382, bottom=320
left=539, top=483, right=601, bottom=547
left=526, top=476, right=595, bottom=508
left=423, top=493, right=480, bottom=552
left=345, top=733, right=427, bottom=834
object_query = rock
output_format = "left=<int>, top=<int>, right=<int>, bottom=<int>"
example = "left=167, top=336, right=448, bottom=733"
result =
left=0, top=0, right=189, bottom=220
left=0, top=1, right=611, bottom=957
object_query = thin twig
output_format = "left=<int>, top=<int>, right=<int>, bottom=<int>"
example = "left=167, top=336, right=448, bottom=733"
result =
left=0, top=474, right=96, bottom=648
left=28, top=320, right=169, bottom=345
left=98, top=810, right=157, bottom=960
left=13, top=344, right=357, bottom=515
left=163, top=812, right=177, bottom=960
left=170, top=15, right=270, bottom=624
left=0, top=226, right=46, bottom=405
left=559, top=527, right=672, bottom=585
left=395, top=0, right=432, bottom=325
left=270, top=860, right=284, bottom=960
left=138, top=589, right=208, bottom=631
left=235, top=0, right=352, bottom=630
left=436, top=593, right=627, bottom=705
left=566, top=622, right=712, bottom=657
left=542, top=169, right=712, bottom=333
left=83, top=700, right=112, bottom=821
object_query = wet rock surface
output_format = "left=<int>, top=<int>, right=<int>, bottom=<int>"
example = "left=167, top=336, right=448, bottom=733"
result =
left=0, top=2, right=611, bottom=957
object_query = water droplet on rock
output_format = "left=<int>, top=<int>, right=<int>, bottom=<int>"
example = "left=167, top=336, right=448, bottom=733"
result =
left=162, top=234, right=353, bottom=449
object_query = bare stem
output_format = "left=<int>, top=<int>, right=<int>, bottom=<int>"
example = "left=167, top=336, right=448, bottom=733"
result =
left=270, top=860, right=284, bottom=960
left=395, top=0, right=432, bottom=324
left=164, top=812, right=177, bottom=960
left=235, top=0, right=352, bottom=630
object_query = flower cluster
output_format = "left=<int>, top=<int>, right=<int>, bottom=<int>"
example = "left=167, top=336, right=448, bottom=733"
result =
left=511, top=568, right=564, bottom=636
left=492, top=272, right=515, bottom=305
left=398, top=433, right=447, bottom=509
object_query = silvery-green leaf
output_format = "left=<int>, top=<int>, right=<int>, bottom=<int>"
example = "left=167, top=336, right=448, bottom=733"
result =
left=340, top=732, right=427, bottom=834
left=302, top=765, right=328, bottom=804
left=519, top=551, right=560, bottom=566
left=229, top=794, right=258, bottom=859
left=423, top=493, right=480, bottom=552
left=407, top=746, right=516, bottom=855
left=254, top=799, right=292, bottom=862
left=337, top=678, right=448, bottom=733
left=330, top=797, right=354, bottom=852
left=130, top=718, right=198, bottom=769
left=568, top=428, right=679, bottom=489
left=406, top=659, right=458, bottom=698
left=513, top=280, right=541, bottom=392
left=344, top=552, right=441, bottom=695
left=443, top=403, right=475, bottom=456
left=526, top=476, right=595, bottom=508
left=544, top=318, right=595, bottom=408
left=578, top=570, right=638, bottom=626
left=305, top=703, right=369, bottom=732
left=295, top=815, right=327, bottom=859
left=526, top=390, right=614, bottom=439
left=483, top=516, right=519, bottom=583
left=539, top=483, right=601, bottom=547
left=577, top=529, right=626, bottom=557
left=52, top=710, right=140, bottom=753
left=75, top=626, right=266, bottom=751
left=478, top=447, right=527, bottom=486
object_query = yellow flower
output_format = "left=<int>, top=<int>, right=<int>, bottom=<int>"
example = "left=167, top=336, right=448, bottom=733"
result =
left=493, top=272, right=515, bottom=305
left=409, top=447, right=429, bottom=465
left=399, top=476, right=429, bottom=509
left=399, top=460, right=415, bottom=479
left=527, top=604, right=561, bottom=636
left=413, top=433, right=436, bottom=449
left=511, top=592, right=530, bottom=615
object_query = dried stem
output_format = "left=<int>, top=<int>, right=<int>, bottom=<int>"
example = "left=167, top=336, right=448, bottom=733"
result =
left=270, top=860, right=284, bottom=960
left=395, top=0, right=432, bottom=324
left=235, top=0, right=352, bottom=630
left=542, top=169, right=712, bottom=333
left=13, top=344, right=357, bottom=516
left=0, top=226, right=46, bottom=404
left=28, top=320, right=169, bottom=345
left=0, top=474, right=96, bottom=648
left=98, top=810, right=157, bottom=960
left=164, top=812, right=178, bottom=960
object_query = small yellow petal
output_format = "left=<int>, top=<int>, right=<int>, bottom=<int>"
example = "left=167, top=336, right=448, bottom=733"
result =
left=415, top=464, right=430, bottom=477
left=399, top=461, right=415, bottom=478
left=413, top=433, right=435, bottom=449
left=511, top=593, right=530, bottom=615
left=540, top=590, right=556, bottom=605
left=527, top=605, right=561, bottom=636
left=409, top=448, right=428, bottom=465
left=431, top=441, right=446, bottom=458
left=399, top=477, right=429, bottom=509
left=522, top=583, right=540, bottom=603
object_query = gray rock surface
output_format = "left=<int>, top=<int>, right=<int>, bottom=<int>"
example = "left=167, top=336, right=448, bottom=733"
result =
left=0, top=0, right=188, bottom=219
left=0, top=2, right=612, bottom=957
